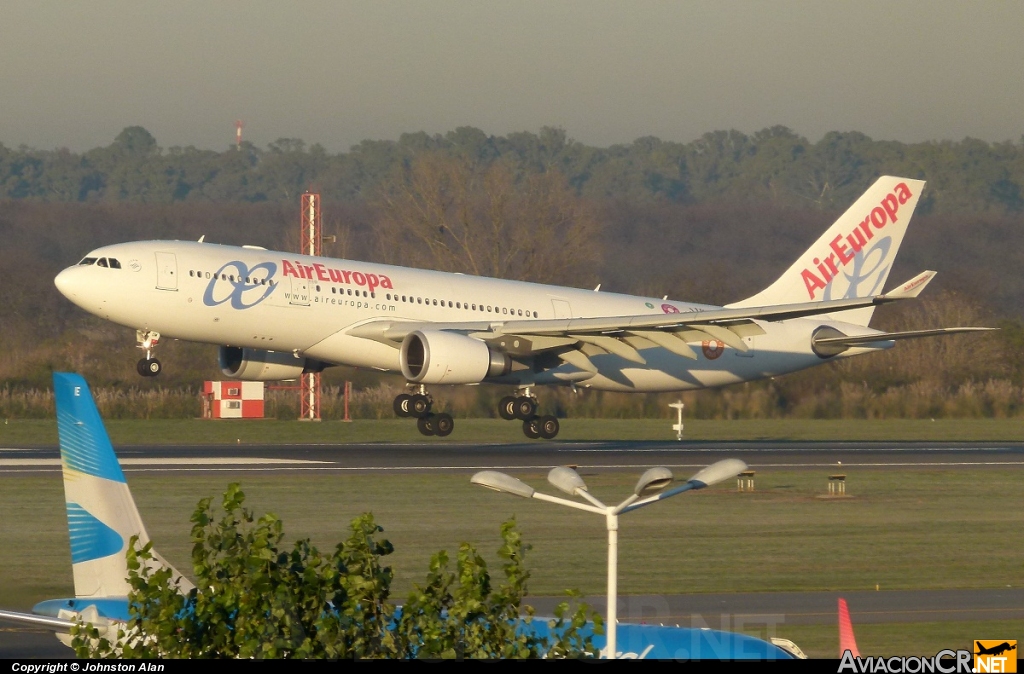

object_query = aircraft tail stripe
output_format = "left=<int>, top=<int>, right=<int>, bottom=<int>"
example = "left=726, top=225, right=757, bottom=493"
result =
left=54, top=373, right=126, bottom=484
left=66, top=503, right=125, bottom=564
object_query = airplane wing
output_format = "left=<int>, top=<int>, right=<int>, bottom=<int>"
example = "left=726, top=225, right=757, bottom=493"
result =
left=347, top=270, right=945, bottom=368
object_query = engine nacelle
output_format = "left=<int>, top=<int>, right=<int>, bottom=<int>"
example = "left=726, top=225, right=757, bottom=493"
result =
left=400, top=330, right=511, bottom=384
left=219, top=346, right=310, bottom=381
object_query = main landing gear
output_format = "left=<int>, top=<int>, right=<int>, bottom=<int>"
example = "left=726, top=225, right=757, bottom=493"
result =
left=498, top=389, right=560, bottom=440
left=135, top=330, right=162, bottom=377
left=393, top=386, right=454, bottom=437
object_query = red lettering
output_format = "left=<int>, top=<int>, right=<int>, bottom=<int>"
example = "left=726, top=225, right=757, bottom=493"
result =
left=881, top=194, right=899, bottom=223
left=282, top=260, right=298, bottom=277
left=314, top=263, right=329, bottom=282
left=894, top=182, right=911, bottom=204
left=802, top=269, right=827, bottom=299
left=824, top=253, right=839, bottom=276
left=366, top=273, right=380, bottom=292
left=328, top=269, right=344, bottom=283
left=303, top=265, right=315, bottom=279
left=809, top=186, right=915, bottom=281
left=342, top=270, right=353, bottom=283
left=815, top=258, right=832, bottom=283
left=352, top=271, right=366, bottom=286
left=859, top=217, right=874, bottom=241
left=831, top=235, right=853, bottom=264
left=846, top=229, right=866, bottom=253
left=870, top=207, right=886, bottom=229
left=380, top=275, right=393, bottom=289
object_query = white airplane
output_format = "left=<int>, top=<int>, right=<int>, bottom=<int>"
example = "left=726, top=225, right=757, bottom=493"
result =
left=53, top=176, right=991, bottom=439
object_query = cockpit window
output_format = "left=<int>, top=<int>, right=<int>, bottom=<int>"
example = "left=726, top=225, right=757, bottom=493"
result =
left=79, top=257, right=98, bottom=266
left=108, top=258, right=121, bottom=269
left=97, top=258, right=109, bottom=268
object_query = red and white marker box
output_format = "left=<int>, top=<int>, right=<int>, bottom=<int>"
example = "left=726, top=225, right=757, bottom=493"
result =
left=202, top=381, right=265, bottom=419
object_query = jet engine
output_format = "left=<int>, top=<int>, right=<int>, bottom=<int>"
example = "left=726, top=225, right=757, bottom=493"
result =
left=400, top=330, right=511, bottom=385
left=219, top=346, right=319, bottom=381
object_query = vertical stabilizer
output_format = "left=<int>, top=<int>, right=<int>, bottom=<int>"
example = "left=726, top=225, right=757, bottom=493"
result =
left=54, top=373, right=190, bottom=598
left=729, top=176, right=925, bottom=326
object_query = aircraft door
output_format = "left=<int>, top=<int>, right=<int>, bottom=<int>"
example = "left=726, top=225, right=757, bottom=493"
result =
left=551, top=299, right=572, bottom=319
left=289, top=276, right=310, bottom=306
left=155, top=252, right=177, bottom=291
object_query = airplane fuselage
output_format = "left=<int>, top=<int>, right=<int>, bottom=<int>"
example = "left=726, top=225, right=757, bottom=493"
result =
left=55, top=240, right=887, bottom=392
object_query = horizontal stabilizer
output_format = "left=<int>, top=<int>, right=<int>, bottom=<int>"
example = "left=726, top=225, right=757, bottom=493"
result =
left=0, top=609, right=75, bottom=632
left=814, top=327, right=996, bottom=347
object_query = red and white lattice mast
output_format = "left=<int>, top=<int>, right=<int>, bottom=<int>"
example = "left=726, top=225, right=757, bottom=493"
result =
left=235, top=120, right=244, bottom=150
left=299, top=192, right=322, bottom=421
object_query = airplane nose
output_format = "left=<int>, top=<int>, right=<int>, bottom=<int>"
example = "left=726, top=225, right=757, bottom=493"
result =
left=54, top=267, right=77, bottom=299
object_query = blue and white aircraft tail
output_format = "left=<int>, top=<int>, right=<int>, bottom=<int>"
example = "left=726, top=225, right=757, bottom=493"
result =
left=0, top=372, right=191, bottom=646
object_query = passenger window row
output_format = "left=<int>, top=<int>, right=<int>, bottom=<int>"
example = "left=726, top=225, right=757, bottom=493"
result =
left=319, top=285, right=371, bottom=298
left=383, top=292, right=538, bottom=318
left=78, top=257, right=121, bottom=269
left=189, top=270, right=275, bottom=286
left=182, top=268, right=537, bottom=318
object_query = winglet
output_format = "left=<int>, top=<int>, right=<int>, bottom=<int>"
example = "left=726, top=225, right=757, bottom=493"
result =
left=838, top=598, right=860, bottom=658
left=881, top=271, right=936, bottom=300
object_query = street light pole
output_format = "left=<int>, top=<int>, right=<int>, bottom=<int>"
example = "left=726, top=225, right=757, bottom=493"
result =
left=606, top=509, right=618, bottom=658
left=471, top=459, right=747, bottom=659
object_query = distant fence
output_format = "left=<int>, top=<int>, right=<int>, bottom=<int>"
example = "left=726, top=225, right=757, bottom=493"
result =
left=2, top=379, right=1023, bottom=420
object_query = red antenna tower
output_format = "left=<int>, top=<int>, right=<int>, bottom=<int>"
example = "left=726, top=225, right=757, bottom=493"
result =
left=235, top=120, right=244, bottom=150
left=299, top=192, right=322, bottom=421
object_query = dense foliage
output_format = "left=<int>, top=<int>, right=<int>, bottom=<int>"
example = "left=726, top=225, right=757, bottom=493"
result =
left=70, top=484, right=598, bottom=659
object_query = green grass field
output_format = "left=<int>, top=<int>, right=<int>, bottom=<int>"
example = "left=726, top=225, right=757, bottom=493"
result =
left=1, top=466, right=1020, bottom=658
left=4, top=417, right=1024, bottom=446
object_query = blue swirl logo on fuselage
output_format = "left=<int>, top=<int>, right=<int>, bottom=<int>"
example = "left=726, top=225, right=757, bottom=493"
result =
left=203, top=260, right=278, bottom=310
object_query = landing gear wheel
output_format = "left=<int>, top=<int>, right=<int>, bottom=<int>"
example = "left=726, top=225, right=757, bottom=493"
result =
left=410, top=394, right=432, bottom=418
left=417, top=415, right=436, bottom=436
left=514, top=396, right=537, bottom=420
left=498, top=396, right=517, bottom=421
left=523, top=416, right=542, bottom=439
left=434, top=413, right=454, bottom=437
left=137, top=358, right=161, bottom=377
left=538, top=415, right=560, bottom=440
left=393, top=394, right=413, bottom=418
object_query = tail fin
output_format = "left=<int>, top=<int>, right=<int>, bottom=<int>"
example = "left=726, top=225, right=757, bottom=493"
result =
left=729, top=176, right=926, bottom=326
left=54, top=373, right=190, bottom=598
left=838, top=598, right=860, bottom=658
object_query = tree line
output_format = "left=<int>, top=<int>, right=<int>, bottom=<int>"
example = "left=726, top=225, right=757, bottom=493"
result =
left=3, top=125, right=1024, bottom=214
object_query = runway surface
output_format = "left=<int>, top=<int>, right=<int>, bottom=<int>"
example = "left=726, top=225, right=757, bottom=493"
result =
left=2, top=440, right=1021, bottom=658
left=2, top=440, right=1023, bottom=474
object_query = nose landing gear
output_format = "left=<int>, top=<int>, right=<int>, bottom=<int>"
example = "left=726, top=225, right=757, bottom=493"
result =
left=135, top=330, right=162, bottom=377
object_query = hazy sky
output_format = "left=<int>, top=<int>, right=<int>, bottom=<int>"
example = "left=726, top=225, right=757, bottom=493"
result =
left=2, top=1, right=1023, bottom=152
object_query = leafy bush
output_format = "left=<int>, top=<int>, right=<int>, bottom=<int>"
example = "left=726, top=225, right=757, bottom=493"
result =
left=71, top=484, right=598, bottom=659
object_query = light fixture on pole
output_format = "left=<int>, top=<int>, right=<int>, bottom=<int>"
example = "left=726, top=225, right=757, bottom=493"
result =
left=470, top=458, right=747, bottom=659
